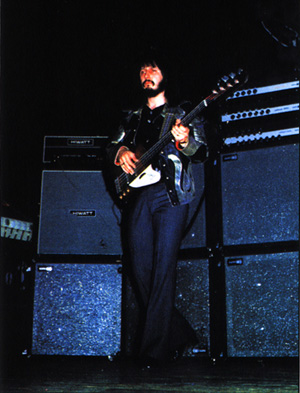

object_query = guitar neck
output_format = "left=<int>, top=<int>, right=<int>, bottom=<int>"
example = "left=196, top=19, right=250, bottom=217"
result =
left=138, top=115, right=174, bottom=169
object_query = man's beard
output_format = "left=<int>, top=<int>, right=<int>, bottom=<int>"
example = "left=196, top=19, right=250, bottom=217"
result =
left=142, top=78, right=167, bottom=98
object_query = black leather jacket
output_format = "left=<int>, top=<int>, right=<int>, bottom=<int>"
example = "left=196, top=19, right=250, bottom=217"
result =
left=106, top=103, right=208, bottom=206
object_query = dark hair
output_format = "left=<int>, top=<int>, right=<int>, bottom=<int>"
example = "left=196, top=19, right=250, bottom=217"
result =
left=135, top=48, right=169, bottom=80
left=132, top=47, right=182, bottom=105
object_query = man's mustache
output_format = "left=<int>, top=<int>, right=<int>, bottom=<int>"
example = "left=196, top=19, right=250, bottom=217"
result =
left=142, top=80, right=155, bottom=88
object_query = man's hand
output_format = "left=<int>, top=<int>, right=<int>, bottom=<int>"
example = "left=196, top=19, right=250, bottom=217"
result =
left=117, top=149, right=139, bottom=175
left=171, top=119, right=190, bottom=147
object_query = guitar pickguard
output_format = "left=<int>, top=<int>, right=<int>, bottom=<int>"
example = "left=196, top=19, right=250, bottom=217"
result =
left=129, top=165, right=161, bottom=188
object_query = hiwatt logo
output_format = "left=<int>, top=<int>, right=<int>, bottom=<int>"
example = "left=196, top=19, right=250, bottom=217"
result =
left=1, top=217, right=33, bottom=242
left=69, top=210, right=96, bottom=217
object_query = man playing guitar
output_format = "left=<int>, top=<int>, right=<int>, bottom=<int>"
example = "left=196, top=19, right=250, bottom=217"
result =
left=106, top=49, right=208, bottom=367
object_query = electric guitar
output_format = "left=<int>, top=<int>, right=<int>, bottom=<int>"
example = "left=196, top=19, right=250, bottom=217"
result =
left=114, top=69, right=248, bottom=200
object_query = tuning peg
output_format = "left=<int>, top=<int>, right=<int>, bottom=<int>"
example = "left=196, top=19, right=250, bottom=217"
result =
left=216, top=85, right=226, bottom=91
left=228, top=72, right=238, bottom=84
left=225, top=75, right=236, bottom=87
left=221, top=75, right=230, bottom=83
left=224, top=75, right=236, bottom=88
left=217, top=77, right=228, bottom=90
left=233, top=69, right=249, bottom=85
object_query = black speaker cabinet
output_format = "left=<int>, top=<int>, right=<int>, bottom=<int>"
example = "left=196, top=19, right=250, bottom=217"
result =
left=221, top=143, right=299, bottom=245
left=38, top=170, right=122, bottom=255
left=122, top=258, right=210, bottom=357
left=180, top=163, right=206, bottom=249
left=31, top=263, right=122, bottom=356
left=225, top=252, right=299, bottom=357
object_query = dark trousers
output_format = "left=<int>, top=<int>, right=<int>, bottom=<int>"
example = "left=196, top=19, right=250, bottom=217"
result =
left=125, top=183, right=196, bottom=361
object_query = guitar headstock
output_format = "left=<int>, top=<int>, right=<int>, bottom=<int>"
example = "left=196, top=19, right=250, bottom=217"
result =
left=213, top=69, right=248, bottom=95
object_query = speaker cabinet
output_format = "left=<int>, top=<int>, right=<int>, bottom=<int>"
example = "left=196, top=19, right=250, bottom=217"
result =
left=122, top=258, right=210, bottom=357
left=180, top=163, right=206, bottom=249
left=32, top=263, right=122, bottom=356
left=225, top=252, right=299, bottom=357
left=38, top=170, right=122, bottom=255
left=221, top=143, right=299, bottom=245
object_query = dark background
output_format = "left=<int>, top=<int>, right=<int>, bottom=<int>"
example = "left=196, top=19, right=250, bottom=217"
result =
left=1, top=0, right=299, bottom=233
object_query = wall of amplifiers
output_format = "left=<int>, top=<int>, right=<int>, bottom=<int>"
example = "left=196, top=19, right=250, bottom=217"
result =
left=32, top=77, right=299, bottom=359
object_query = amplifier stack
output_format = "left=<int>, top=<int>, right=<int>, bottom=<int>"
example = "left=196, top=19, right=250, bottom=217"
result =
left=206, top=75, right=299, bottom=357
left=221, top=78, right=299, bottom=147
left=32, top=136, right=124, bottom=356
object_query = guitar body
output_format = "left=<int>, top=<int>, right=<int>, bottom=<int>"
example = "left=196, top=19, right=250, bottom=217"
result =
left=129, top=144, right=161, bottom=188
left=130, top=165, right=161, bottom=188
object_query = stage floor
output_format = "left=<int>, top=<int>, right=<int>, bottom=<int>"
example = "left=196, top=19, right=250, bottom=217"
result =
left=1, top=355, right=298, bottom=392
